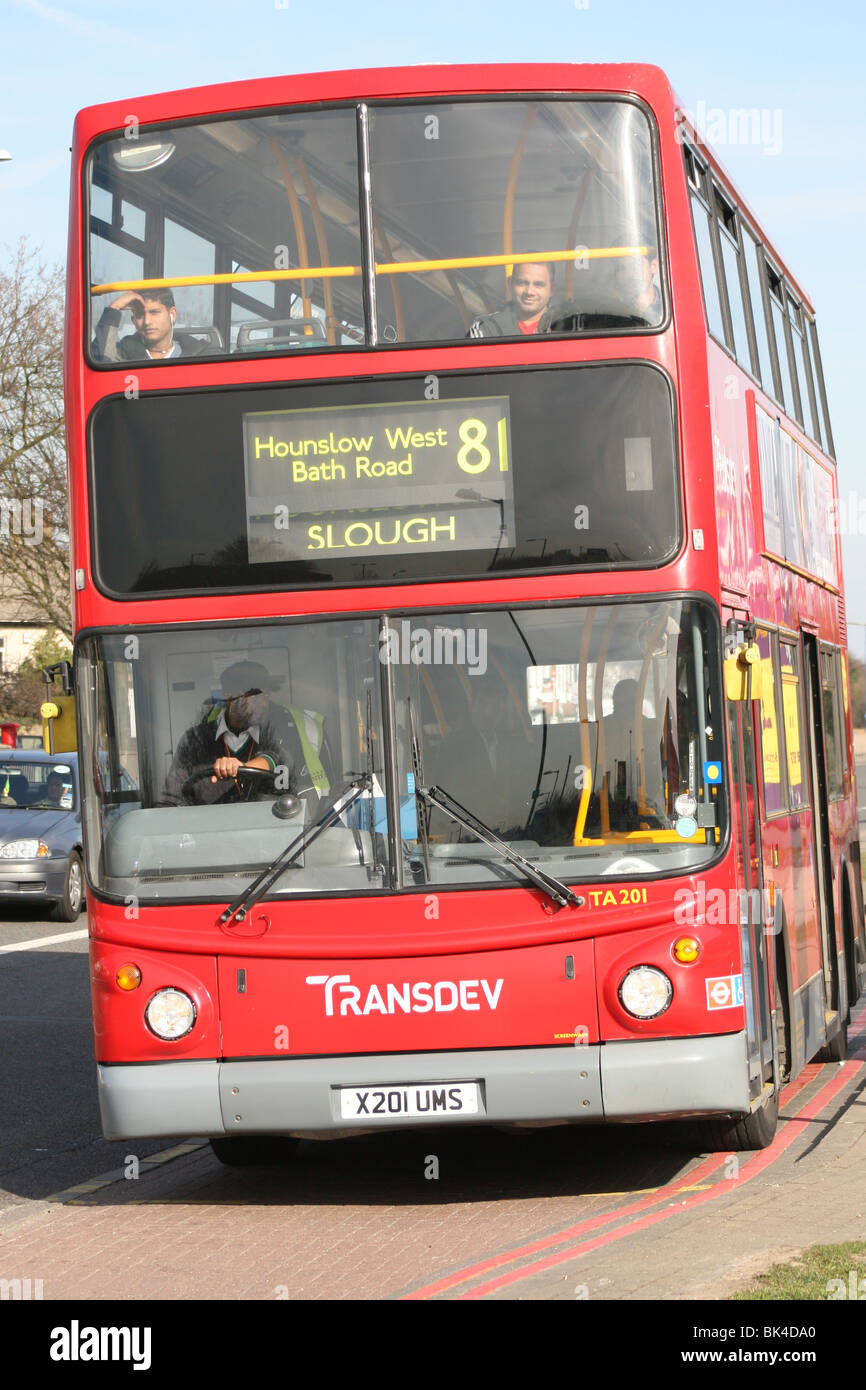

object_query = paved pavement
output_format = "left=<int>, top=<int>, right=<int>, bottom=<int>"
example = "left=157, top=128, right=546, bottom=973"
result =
left=2, top=751, right=866, bottom=1309
left=1, top=1007, right=864, bottom=1303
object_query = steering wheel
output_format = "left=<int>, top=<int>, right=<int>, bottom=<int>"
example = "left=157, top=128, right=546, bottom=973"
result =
left=181, top=763, right=278, bottom=802
left=235, top=766, right=277, bottom=799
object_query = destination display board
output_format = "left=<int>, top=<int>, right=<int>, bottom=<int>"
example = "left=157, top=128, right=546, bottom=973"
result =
left=90, top=363, right=680, bottom=596
left=242, top=397, right=514, bottom=563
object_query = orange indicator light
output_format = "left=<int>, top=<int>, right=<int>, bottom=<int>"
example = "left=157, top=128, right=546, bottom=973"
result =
left=116, top=963, right=142, bottom=991
left=673, top=937, right=701, bottom=964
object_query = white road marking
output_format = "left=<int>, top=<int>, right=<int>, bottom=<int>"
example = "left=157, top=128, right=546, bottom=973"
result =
left=0, top=928, right=88, bottom=954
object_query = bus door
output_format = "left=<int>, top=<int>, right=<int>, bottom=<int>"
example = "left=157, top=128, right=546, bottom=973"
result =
left=801, top=632, right=838, bottom=1024
left=725, top=615, right=774, bottom=1094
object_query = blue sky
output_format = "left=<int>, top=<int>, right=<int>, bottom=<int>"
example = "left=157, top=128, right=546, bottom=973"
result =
left=2, top=0, right=864, bottom=635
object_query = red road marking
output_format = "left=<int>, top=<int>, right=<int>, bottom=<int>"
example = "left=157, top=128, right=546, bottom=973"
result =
left=403, top=1150, right=732, bottom=1300
left=459, top=1059, right=863, bottom=1299
left=404, top=1004, right=866, bottom=1300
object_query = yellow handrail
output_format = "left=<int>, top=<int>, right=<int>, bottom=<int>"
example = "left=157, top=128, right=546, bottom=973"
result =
left=503, top=105, right=537, bottom=283
left=296, top=151, right=335, bottom=343
left=270, top=138, right=313, bottom=329
left=90, top=246, right=648, bottom=295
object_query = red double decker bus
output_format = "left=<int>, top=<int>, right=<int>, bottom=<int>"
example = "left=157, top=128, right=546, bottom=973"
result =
left=66, top=63, right=865, bottom=1161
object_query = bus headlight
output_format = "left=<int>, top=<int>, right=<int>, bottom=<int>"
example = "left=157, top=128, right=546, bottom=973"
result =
left=145, top=988, right=196, bottom=1040
left=619, top=965, right=673, bottom=1019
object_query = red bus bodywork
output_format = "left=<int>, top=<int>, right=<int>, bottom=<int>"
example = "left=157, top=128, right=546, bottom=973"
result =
left=67, top=65, right=864, bottom=1146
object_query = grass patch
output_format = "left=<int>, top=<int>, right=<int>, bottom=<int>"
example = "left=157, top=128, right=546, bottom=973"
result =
left=730, top=1242, right=866, bottom=1300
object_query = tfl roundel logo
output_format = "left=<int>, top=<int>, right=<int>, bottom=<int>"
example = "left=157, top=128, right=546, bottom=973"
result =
left=706, top=974, right=744, bottom=1010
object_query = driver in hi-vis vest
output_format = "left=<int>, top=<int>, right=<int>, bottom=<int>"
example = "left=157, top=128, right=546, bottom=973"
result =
left=162, top=659, right=332, bottom=807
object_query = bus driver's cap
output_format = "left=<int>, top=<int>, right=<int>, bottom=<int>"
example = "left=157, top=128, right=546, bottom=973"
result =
left=219, top=660, right=276, bottom=698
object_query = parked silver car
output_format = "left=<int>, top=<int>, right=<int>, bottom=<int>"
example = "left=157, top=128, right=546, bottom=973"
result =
left=0, top=750, right=84, bottom=921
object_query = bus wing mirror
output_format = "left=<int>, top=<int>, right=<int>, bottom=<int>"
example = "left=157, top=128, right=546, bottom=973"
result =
left=724, top=643, right=763, bottom=702
left=41, top=662, right=76, bottom=753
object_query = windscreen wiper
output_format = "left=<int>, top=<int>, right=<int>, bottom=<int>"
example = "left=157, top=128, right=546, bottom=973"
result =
left=219, top=775, right=371, bottom=926
left=413, top=781, right=583, bottom=911
left=407, top=698, right=431, bottom=879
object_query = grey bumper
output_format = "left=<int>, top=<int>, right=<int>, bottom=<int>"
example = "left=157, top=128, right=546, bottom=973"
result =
left=0, top=861, right=67, bottom=898
left=97, top=1032, right=750, bottom=1140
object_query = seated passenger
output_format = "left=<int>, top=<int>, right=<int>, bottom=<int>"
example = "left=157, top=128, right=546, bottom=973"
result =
left=432, top=682, right=539, bottom=836
left=162, top=660, right=332, bottom=807
left=469, top=262, right=557, bottom=337
left=611, top=249, right=661, bottom=323
left=92, top=288, right=208, bottom=361
left=598, top=679, right=664, bottom=828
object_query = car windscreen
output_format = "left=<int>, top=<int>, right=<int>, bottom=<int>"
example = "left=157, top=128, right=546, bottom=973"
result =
left=0, top=763, right=75, bottom=810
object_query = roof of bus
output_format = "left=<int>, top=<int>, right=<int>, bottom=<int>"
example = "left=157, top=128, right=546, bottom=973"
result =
left=73, top=61, right=673, bottom=124
left=71, top=60, right=814, bottom=312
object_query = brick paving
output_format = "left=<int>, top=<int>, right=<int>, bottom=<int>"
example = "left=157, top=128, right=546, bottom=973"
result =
left=1, top=1019, right=865, bottom=1301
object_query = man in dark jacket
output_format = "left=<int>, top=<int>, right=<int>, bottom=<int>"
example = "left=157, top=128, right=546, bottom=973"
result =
left=469, top=262, right=556, bottom=337
left=92, top=287, right=207, bottom=361
left=162, top=659, right=332, bottom=807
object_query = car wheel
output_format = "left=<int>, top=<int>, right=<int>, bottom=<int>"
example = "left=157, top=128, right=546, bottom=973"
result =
left=53, top=852, right=84, bottom=922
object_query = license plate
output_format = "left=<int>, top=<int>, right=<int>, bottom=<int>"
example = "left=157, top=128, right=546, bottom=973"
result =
left=339, top=1081, right=480, bottom=1120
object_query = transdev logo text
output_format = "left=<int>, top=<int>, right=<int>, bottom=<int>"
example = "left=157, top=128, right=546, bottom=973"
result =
left=306, top=973, right=504, bottom=1017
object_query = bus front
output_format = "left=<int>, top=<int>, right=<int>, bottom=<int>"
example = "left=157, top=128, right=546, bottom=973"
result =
left=68, top=65, right=745, bottom=1156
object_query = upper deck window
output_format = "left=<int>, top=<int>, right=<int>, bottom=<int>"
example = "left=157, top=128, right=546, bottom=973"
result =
left=686, top=153, right=725, bottom=344
left=89, top=107, right=365, bottom=360
left=367, top=101, right=662, bottom=342
left=765, top=264, right=797, bottom=420
left=85, top=98, right=663, bottom=362
left=712, top=188, right=751, bottom=370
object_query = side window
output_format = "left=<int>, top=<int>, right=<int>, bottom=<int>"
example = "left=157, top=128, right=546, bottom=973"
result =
left=742, top=230, right=774, bottom=393
left=788, top=296, right=819, bottom=441
left=713, top=188, right=751, bottom=368
left=821, top=648, right=844, bottom=799
left=836, top=649, right=850, bottom=776
left=164, top=220, right=216, bottom=337
left=800, top=314, right=825, bottom=453
left=765, top=264, right=796, bottom=419
left=90, top=180, right=147, bottom=303
left=757, top=629, right=786, bottom=816
left=808, top=320, right=835, bottom=458
left=779, top=641, right=807, bottom=810
left=686, top=154, right=725, bottom=342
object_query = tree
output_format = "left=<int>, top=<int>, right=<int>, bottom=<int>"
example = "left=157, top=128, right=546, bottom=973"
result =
left=0, top=240, right=71, bottom=640
left=0, top=665, right=45, bottom=726
left=18, top=627, right=72, bottom=679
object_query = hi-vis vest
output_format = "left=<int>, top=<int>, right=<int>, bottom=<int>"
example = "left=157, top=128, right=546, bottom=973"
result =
left=206, top=702, right=329, bottom=794
left=286, top=705, right=329, bottom=794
